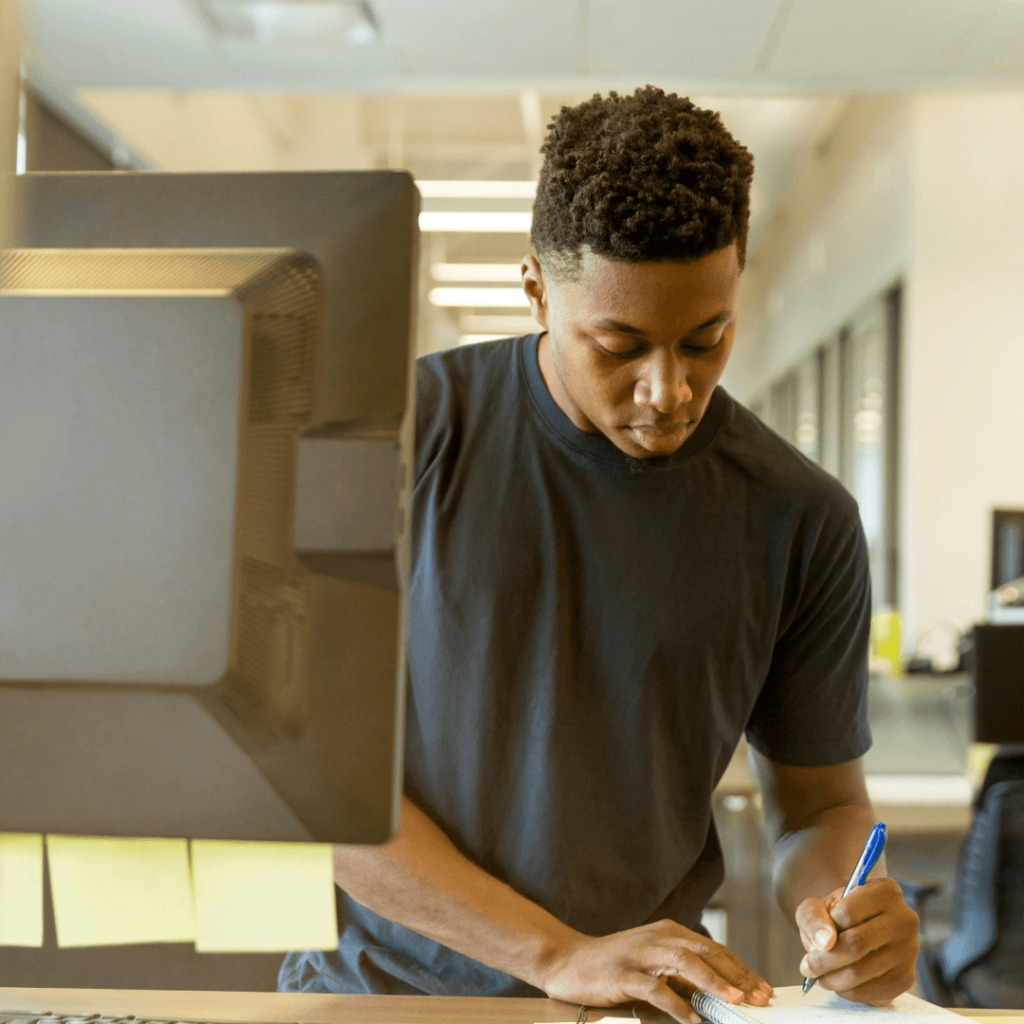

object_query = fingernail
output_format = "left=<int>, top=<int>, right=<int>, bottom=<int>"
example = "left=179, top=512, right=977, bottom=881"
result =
left=814, top=928, right=832, bottom=950
left=726, top=987, right=743, bottom=1002
left=800, top=955, right=810, bottom=976
left=690, top=1014, right=702, bottom=1024
left=749, top=990, right=769, bottom=1005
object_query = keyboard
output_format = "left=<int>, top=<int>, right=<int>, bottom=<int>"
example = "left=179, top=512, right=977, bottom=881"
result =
left=0, top=1014, right=296, bottom=1024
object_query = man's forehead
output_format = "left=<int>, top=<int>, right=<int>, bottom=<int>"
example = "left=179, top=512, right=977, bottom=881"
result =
left=569, top=244, right=742, bottom=326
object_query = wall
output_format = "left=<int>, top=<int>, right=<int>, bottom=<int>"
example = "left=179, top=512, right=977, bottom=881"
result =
left=76, top=91, right=373, bottom=172
left=728, top=91, right=1024, bottom=653
left=24, top=91, right=115, bottom=171
left=0, top=0, right=18, bottom=242
left=726, top=96, right=913, bottom=400
left=904, top=93, right=1024, bottom=640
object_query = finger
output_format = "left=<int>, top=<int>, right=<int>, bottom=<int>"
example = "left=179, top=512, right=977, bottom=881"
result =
left=645, top=923, right=772, bottom=1001
left=811, top=944, right=913, bottom=996
left=830, top=878, right=908, bottom=931
left=833, top=963, right=917, bottom=1006
left=801, top=914, right=891, bottom=977
left=629, top=972, right=702, bottom=1024
left=795, top=896, right=838, bottom=953
left=652, top=938, right=772, bottom=1003
left=701, top=947, right=773, bottom=1004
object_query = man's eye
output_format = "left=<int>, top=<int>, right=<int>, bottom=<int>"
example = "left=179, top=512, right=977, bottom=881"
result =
left=595, top=339, right=644, bottom=359
left=681, top=338, right=720, bottom=353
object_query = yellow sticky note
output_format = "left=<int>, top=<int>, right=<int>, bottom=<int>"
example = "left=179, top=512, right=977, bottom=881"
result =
left=47, top=836, right=195, bottom=947
left=0, top=833, right=44, bottom=947
left=191, top=840, right=337, bottom=952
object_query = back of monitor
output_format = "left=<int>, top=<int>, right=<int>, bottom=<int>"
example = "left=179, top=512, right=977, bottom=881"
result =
left=0, top=173, right=418, bottom=843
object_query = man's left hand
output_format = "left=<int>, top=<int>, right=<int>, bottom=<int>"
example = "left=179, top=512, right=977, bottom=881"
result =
left=795, top=877, right=918, bottom=1005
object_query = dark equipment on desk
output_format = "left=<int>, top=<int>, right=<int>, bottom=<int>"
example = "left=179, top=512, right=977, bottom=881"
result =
left=0, top=172, right=418, bottom=845
left=972, top=623, right=1024, bottom=745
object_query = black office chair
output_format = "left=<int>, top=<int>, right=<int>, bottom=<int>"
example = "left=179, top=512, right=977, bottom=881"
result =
left=900, top=750, right=1024, bottom=1007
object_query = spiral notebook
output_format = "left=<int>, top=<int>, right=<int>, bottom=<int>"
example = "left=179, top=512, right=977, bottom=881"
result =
left=540, top=984, right=971, bottom=1024
left=688, top=984, right=966, bottom=1024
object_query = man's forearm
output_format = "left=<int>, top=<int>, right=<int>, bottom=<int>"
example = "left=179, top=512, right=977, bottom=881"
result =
left=752, top=753, right=880, bottom=921
left=331, top=795, right=579, bottom=988
left=334, top=796, right=774, bottom=1020
left=768, top=802, right=880, bottom=921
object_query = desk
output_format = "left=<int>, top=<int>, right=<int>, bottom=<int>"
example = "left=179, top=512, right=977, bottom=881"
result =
left=0, top=990, right=1020, bottom=1024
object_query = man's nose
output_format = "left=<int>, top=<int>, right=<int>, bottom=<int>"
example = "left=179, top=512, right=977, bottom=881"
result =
left=635, top=351, right=692, bottom=413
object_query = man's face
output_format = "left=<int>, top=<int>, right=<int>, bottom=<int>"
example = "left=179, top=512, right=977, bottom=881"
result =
left=524, top=244, right=741, bottom=459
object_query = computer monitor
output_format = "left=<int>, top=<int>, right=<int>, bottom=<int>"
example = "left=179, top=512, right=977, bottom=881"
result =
left=0, top=171, right=418, bottom=844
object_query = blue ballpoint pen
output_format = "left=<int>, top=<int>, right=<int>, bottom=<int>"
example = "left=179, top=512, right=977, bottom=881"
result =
left=801, top=821, right=888, bottom=995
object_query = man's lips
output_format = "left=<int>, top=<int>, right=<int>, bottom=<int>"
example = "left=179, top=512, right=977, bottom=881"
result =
left=628, top=422, right=691, bottom=435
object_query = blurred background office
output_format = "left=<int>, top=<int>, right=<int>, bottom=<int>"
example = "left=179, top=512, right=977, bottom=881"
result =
left=4, top=0, right=1024, bottom=1001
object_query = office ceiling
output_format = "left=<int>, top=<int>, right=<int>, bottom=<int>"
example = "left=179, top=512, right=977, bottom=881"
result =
left=22, top=0, right=1024, bottom=93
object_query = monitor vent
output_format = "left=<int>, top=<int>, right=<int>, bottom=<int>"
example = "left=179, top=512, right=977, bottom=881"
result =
left=241, top=261, right=320, bottom=423
left=230, top=256, right=322, bottom=737
left=233, top=556, right=307, bottom=735
left=0, top=247, right=295, bottom=294
left=236, top=425, right=297, bottom=567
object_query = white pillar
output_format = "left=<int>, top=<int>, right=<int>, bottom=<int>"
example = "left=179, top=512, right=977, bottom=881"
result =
left=0, top=0, right=19, bottom=249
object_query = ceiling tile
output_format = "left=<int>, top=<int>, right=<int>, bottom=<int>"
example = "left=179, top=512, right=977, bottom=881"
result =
left=767, top=0, right=981, bottom=81
left=948, top=1, right=1024, bottom=78
left=26, top=0, right=403, bottom=88
left=26, top=0, right=220, bottom=88
left=378, top=0, right=579, bottom=77
left=588, top=0, right=783, bottom=76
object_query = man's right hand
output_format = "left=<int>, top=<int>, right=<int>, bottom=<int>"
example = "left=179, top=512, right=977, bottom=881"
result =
left=540, top=919, right=773, bottom=1024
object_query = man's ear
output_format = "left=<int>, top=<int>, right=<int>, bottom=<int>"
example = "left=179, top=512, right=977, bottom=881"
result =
left=521, top=255, right=549, bottom=331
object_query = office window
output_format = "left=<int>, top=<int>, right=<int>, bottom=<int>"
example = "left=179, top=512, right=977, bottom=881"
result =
left=839, top=286, right=901, bottom=609
left=793, top=351, right=820, bottom=462
left=769, top=371, right=798, bottom=445
left=818, top=338, right=842, bottom=478
left=750, top=281, right=902, bottom=614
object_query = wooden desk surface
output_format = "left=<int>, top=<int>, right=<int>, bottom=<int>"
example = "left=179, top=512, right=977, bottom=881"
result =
left=0, top=990, right=1020, bottom=1024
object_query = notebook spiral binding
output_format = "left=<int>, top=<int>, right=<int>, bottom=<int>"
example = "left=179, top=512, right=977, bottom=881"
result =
left=689, top=991, right=761, bottom=1024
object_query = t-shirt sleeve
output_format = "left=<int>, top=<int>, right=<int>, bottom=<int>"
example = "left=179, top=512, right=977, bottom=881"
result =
left=413, top=354, right=453, bottom=486
left=744, top=492, right=873, bottom=766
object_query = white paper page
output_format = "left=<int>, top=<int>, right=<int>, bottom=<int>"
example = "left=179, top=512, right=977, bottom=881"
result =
left=707, top=985, right=964, bottom=1024
left=537, top=984, right=969, bottom=1024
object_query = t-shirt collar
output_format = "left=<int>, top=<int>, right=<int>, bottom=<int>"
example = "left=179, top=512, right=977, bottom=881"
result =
left=519, top=332, right=727, bottom=468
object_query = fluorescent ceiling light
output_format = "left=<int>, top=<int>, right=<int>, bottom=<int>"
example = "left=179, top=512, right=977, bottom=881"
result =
left=429, top=288, right=529, bottom=308
left=417, top=181, right=536, bottom=199
left=433, top=263, right=523, bottom=282
left=419, top=212, right=532, bottom=233
left=196, top=0, right=379, bottom=45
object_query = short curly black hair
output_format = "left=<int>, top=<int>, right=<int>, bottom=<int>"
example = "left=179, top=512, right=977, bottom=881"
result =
left=531, top=86, right=754, bottom=278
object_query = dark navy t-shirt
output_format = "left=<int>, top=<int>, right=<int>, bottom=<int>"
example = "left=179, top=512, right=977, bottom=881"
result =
left=279, top=333, right=872, bottom=996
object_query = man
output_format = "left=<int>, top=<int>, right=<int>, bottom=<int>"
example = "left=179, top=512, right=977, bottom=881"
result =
left=280, top=87, right=918, bottom=1020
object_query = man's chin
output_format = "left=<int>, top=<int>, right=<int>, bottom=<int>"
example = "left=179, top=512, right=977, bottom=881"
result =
left=620, top=424, right=692, bottom=458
